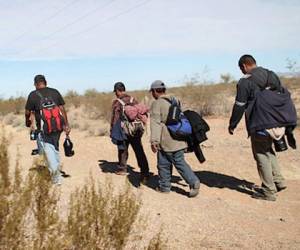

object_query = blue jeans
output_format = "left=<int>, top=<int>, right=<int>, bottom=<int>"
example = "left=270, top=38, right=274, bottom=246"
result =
left=37, top=133, right=62, bottom=184
left=157, top=150, right=199, bottom=192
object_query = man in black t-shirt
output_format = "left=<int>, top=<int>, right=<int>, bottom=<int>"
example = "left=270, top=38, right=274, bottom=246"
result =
left=25, top=75, right=70, bottom=184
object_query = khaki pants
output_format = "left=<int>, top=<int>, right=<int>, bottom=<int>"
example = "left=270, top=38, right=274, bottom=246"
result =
left=251, top=134, right=285, bottom=194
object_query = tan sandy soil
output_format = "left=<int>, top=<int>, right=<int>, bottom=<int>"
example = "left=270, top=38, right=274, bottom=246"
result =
left=5, top=118, right=300, bottom=250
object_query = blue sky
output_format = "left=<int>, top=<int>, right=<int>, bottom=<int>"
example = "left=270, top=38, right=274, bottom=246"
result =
left=0, top=0, right=300, bottom=98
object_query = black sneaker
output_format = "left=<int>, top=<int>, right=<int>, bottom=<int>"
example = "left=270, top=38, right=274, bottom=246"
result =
left=251, top=191, right=276, bottom=201
left=189, top=181, right=200, bottom=198
left=276, top=184, right=287, bottom=193
left=253, top=185, right=265, bottom=194
left=140, top=173, right=151, bottom=185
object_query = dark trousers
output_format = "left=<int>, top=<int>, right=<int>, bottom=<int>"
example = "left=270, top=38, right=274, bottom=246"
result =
left=118, top=136, right=149, bottom=175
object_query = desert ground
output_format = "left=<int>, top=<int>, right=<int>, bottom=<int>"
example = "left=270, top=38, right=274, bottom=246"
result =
left=4, top=116, right=300, bottom=250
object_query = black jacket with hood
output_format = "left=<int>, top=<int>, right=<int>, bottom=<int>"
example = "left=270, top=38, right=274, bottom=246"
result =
left=229, top=67, right=297, bottom=135
left=184, top=110, right=210, bottom=163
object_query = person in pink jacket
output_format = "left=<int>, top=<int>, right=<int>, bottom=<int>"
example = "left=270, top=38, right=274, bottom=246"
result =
left=110, top=82, right=150, bottom=184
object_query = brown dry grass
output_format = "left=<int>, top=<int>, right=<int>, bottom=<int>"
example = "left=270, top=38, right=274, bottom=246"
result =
left=63, top=82, right=236, bottom=129
left=0, top=132, right=167, bottom=250
left=0, top=77, right=298, bottom=134
left=0, top=97, right=26, bottom=116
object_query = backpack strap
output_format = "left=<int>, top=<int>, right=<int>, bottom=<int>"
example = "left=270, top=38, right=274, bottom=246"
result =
left=117, top=96, right=135, bottom=106
left=162, top=97, right=172, bottom=104
left=36, top=91, right=44, bottom=100
left=36, top=91, right=46, bottom=112
left=117, top=98, right=126, bottom=106
left=116, top=98, right=127, bottom=121
left=162, top=97, right=180, bottom=107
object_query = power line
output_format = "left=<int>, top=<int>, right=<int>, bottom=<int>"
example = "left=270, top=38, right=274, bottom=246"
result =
left=2, top=0, right=80, bottom=47
left=4, top=0, right=118, bottom=58
left=36, top=0, right=118, bottom=43
left=71, top=0, right=151, bottom=38
left=29, top=0, right=152, bottom=57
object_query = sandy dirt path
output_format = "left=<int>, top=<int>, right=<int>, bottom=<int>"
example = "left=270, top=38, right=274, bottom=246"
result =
left=5, top=118, right=300, bottom=249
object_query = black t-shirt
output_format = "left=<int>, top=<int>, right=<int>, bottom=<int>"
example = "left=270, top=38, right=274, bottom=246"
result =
left=25, top=87, right=65, bottom=150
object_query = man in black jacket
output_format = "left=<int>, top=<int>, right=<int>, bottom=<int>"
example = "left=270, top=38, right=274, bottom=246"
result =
left=228, top=55, right=288, bottom=201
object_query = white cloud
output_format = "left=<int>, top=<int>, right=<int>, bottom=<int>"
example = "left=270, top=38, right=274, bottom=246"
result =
left=0, top=0, right=299, bottom=60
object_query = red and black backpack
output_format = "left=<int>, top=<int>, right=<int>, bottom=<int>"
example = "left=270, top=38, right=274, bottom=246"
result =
left=36, top=91, right=65, bottom=134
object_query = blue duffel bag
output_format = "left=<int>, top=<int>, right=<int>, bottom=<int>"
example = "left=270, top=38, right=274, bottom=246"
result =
left=167, top=116, right=192, bottom=141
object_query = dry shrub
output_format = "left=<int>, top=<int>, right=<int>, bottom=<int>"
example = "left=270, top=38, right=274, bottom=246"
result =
left=67, top=178, right=166, bottom=250
left=0, top=135, right=34, bottom=250
left=68, top=84, right=235, bottom=124
left=12, top=116, right=24, bottom=128
left=282, top=77, right=299, bottom=90
left=80, top=122, right=90, bottom=131
left=1, top=113, right=24, bottom=128
left=68, top=178, right=141, bottom=249
left=0, top=97, right=26, bottom=116
left=96, top=125, right=110, bottom=136
left=71, top=121, right=80, bottom=129
left=0, top=77, right=298, bottom=125
left=64, top=90, right=82, bottom=109
left=282, top=77, right=300, bottom=129
left=2, top=113, right=16, bottom=126
left=31, top=166, right=61, bottom=249
left=87, top=123, right=109, bottom=137
left=0, top=134, right=10, bottom=190
left=147, top=231, right=168, bottom=250
left=79, top=89, right=113, bottom=122
left=0, top=133, right=167, bottom=250
left=169, top=83, right=235, bottom=117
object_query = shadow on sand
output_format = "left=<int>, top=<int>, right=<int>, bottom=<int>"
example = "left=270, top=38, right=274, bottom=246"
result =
left=195, top=171, right=255, bottom=196
left=98, top=160, right=189, bottom=196
left=98, top=161, right=255, bottom=197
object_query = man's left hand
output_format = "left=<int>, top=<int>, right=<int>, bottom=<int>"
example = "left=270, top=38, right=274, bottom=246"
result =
left=151, top=144, right=159, bottom=153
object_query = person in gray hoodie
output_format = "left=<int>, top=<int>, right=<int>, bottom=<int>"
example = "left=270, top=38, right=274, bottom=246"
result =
left=150, top=80, right=200, bottom=198
left=229, top=55, right=294, bottom=201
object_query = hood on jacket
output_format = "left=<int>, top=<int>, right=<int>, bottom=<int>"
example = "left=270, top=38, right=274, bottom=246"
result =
left=250, top=66, right=282, bottom=91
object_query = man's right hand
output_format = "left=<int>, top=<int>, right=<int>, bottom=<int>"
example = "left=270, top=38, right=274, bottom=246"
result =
left=30, top=124, right=35, bottom=131
left=228, top=126, right=234, bottom=135
left=64, top=125, right=71, bottom=136
left=26, top=120, right=36, bottom=131
left=26, top=120, right=31, bottom=128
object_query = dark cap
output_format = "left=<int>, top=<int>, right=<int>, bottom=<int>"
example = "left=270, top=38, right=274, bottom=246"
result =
left=34, top=74, right=47, bottom=84
left=149, top=80, right=166, bottom=91
left=113, top=82, right=126, bottom=92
